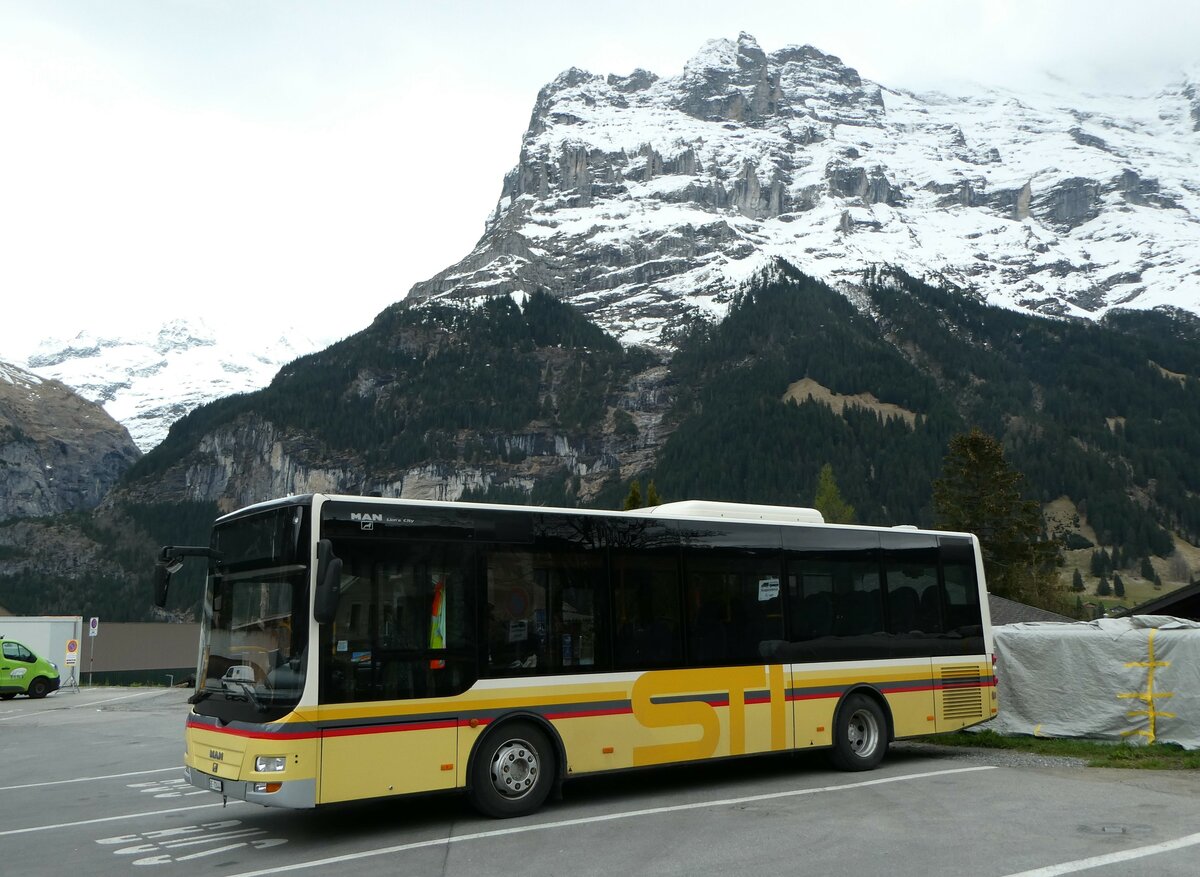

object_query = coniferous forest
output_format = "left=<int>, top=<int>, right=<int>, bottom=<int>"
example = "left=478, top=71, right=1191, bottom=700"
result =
left=652, top=265, right=1199, bottom=561
left=5, top=266, right=1200, bottom=619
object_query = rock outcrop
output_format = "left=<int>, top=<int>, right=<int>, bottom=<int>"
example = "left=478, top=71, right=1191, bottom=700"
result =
left=0, top=361, right=141, bottom=519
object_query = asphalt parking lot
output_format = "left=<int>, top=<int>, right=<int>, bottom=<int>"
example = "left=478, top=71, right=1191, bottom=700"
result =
left=3, top=686, right=1200, bottom=877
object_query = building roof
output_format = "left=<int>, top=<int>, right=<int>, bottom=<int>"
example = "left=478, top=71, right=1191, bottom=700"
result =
left=988, top=593, right=1073, bottom=626
left=1119, top=581, right=1200, bottom=622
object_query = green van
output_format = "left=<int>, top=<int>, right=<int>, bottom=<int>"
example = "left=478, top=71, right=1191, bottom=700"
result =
left=0, top=636, right=61, bottom=699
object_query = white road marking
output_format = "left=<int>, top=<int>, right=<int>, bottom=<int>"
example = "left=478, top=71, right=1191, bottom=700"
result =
left=0, top=766, right=179, bottom=792
left=1000, top=831, right=1200, bottom=877
left=128, top=777, right=210, bottom=798
left=0, top=801, right=245, bottom=837
left=221, top=765, right=999, bottom=877
left=96, top=819, right=288, bottom=866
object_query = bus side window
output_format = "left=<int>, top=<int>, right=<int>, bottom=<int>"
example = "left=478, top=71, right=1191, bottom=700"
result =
left=484, top=533, right=608, bottom=677
left=833, top=562, right=882, bottom=637
left=684, top=561, right=783, bottom=665
left=788, top=572, right=834, bottom=641
left=612, top=553, right=682, bottom=669
left=485, top=550, right=545, bottom=674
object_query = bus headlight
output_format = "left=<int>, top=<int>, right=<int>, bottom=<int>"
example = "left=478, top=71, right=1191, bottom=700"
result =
left=255, top=756, right=287, bottom=772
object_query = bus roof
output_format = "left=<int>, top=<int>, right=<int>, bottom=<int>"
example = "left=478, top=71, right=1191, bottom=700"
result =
left=646, top=500, right=824, bottom=525
left=217, top=494, right=975, bottom=541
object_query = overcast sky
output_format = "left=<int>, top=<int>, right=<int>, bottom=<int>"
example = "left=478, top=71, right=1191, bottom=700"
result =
left=1, top=0, right=1196, bottom=357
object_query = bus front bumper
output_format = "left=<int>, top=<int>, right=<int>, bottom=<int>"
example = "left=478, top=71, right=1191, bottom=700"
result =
left=183, top=765, right=315, bottom=809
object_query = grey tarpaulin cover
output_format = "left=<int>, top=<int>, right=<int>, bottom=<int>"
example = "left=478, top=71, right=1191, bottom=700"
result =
left=986, top=615, right=1200, bottom=749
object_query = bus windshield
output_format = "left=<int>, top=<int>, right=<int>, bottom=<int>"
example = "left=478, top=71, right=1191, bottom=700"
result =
left=193, top=504, right=311, bottom=723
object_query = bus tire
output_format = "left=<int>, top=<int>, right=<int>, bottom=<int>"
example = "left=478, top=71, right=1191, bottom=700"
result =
left=829, top=693, right=887, bottom=771
left=28, top=677, right=51, bottom=699
left=469, top=721, right=556, bottom=819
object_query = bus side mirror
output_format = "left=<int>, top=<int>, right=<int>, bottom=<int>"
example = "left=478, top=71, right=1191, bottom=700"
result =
left=153, top=546, right=218, bottom=609
left=153, top=549, right=185, bottom=608
left=153, top=562, right=173, bottom=608
left=314, top=539, right=343, bottom=625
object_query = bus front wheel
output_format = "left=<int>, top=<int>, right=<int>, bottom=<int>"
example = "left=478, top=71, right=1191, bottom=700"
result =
left=829, top=693, right=887, bottom=771
left=469, top=721, right=556, bottom=818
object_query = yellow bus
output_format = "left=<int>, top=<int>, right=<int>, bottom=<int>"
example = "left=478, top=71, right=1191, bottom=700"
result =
left=155, top=495, right=996, bottom=818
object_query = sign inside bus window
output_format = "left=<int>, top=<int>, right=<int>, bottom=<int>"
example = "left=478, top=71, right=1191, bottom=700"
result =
left=757, top=578, right=780, bottom=601
left=631, top=665, right=788, bottom=766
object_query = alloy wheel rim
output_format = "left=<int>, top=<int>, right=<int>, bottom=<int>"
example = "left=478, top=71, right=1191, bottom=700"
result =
left=490, top=738, right=539, bottom=799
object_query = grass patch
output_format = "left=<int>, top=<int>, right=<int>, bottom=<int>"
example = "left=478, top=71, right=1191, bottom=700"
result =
left=923, top=729, right=1200, bottom=769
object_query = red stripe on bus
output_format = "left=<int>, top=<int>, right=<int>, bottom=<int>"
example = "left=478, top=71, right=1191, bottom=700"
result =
left=543, top=706, right=634, bottom=720
left=187, top=720, right=318, bottom=741
left=321, top=720, right=460, bottom=738
left=787, top=692, right=842, bottom=702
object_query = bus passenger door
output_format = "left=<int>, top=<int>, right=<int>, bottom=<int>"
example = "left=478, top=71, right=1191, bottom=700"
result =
left=313, top=519, right=477, bottom=804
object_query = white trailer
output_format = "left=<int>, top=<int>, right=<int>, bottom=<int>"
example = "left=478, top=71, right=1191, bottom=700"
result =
left=0, top=615, right=84, bottom=683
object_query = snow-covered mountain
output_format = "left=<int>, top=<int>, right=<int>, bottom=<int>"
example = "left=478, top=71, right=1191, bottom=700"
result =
left=17, top=34, right=1200, bottom=450
left=22, top=320, right=328, bottom=451
left=409, top=33, right=1200, bottom=345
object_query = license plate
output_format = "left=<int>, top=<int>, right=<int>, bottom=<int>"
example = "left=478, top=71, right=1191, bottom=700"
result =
left=209, top=777, right=223, bottom=793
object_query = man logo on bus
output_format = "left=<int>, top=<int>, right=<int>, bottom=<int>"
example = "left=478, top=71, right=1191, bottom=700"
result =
left=350, top=513, right=384, bottom=523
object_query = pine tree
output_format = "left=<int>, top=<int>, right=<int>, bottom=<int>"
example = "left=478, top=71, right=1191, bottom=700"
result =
left=1072, top=568, right=1085, bottom=592
left=1140, top=556, right=1155, bottom=580
left=646, top=480, right=663, bottom=507
left=813, top=463, right=856, bottom=524
left=623, top=480, right=643, bottom=511
left=1097, top=574, right=1111, bottom=597
left=1113, top=574, right=1125, bottom=598
left=1089, top=550, right=1105, bottom=577
left=933, top=428, right=1064, bottom=611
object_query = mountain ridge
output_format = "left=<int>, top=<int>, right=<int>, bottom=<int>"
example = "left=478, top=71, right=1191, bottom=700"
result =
left=408, top=32, right=1200, bottom=346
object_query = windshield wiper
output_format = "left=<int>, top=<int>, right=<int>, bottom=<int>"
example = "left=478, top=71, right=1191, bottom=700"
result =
left=223, top=679, right=267, bottom=712
left=188, top=688, right=217, bottom=705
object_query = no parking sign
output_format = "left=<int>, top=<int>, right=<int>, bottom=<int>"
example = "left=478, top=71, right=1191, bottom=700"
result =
left=65, top=638, right=79, bottom=666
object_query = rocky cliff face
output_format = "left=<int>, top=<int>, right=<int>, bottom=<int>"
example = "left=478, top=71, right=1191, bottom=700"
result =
left=113, top=294, right=676, bottom=513
left=117, top=373, right=674, bottom=514
left=0, top=361, right=141, bottom=519
left=408, top=32, right=1200, bottom=345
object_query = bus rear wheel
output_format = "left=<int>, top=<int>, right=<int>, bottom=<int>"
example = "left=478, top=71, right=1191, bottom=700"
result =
left=469, top=722, right=556, bottom=818
left=829, top=693, right=887, bottom=771
left=28, top=677, right=51, bottom=699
